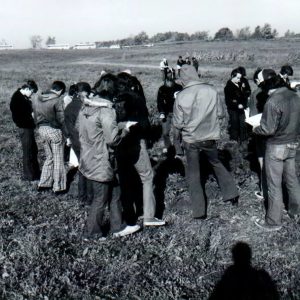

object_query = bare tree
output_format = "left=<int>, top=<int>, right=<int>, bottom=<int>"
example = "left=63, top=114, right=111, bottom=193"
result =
left=30, top=35, right=43, bottom=49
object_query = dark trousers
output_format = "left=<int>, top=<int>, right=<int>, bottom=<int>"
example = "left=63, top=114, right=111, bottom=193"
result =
left=18, top=128, right=40, bottom=181
left=228, top=110, right=247, bottom=143
left=78, top=173, right=94, bottom=205
left=265, top=143, right=300, bottom=225
left=84, top=179, right=123, bottom=237
left=184, top=140, right=238, bottom=218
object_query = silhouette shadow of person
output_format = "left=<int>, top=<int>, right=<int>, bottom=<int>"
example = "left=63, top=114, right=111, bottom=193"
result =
left=153, top=146, right=185, bottom=219
left=209, top=242, right=279, bottom=300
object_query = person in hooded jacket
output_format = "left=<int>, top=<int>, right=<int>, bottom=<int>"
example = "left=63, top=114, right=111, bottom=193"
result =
left=79, top=73, right=140, bottom=239
left=32, top=81, right=69, bottom=193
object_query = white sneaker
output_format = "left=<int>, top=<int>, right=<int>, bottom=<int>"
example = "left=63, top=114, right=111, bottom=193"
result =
left=113, top=225, right=140, bottom=237
left=255, top=191, right=264, bottom=200
left=144, top=217, right=166, bottom=226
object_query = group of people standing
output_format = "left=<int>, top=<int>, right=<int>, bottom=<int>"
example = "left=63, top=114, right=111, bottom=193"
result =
left=10, top=60, right=300, bottom=240
left=160, top=55, right=199, bottom=81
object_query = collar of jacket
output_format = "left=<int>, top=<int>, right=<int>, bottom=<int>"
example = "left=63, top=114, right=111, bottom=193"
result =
left=178, top=81, right=212, bottom=92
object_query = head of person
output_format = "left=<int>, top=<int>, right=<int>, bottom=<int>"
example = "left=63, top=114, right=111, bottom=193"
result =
left=230, top=68, right=242, bottom=84
left=237, top=66, right=246, bottom=77
left=256, top=68, right=282, bottom=91
left=253, top=68, right=263, bottom=86
left=164, top=69, right=175, bottom=87
left=93, top=73, right=117, bottom=101
left=280, top=65, right=293, bottom=78
left=68, top=83, right=78, bottom=97
left=178, top=64, right=199, bottom=86
left=76, top=82, right=91, bottom=97
left=20, top=80, right=38, bottom=97
left=51, top=81, right=66, bottom=96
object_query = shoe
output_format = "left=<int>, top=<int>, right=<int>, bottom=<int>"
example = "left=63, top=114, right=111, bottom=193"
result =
left=113, top=225, right=140, bottom=237
left=254, top=218, right=282, bottom=231
left=223, top=196, right=239, bottom=206
left=143, top=217, right=166, bottom=226
left=255, top=191, right=264, bottom=200
left=37, top=186, right=51, bottom=192
left=193, top=214, right=207, bottom=220
left=53, top=190, right=67, bottom=196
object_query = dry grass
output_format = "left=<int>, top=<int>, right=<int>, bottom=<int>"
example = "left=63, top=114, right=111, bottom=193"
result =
left=0, top=40, right=300, bottom=299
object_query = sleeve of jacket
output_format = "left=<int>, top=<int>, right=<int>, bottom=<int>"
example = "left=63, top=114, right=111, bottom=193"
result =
left=157, top=87, right=165, bottom=114
left=254, top=101, right=281, bottom=136
left=216, top=92, right=227, bottom=129
left=224, top=83, right=239, bottom=110
left=172, top=96, right=184, bottom=130
left=54, top=99, right=69, bottom=138
left=99, top=107, right=122, bottom=147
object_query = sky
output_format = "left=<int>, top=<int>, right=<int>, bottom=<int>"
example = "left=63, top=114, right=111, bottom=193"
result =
left=1, top=0, right=300, bottom=48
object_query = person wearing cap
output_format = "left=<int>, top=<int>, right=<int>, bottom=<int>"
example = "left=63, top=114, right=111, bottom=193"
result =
left=253, top=69, right=300, bottom=230
left=32, top=81, right=69, bottom=193
left=157, top=70, right=183, bottom=153
left=224, top=68, right=248, bottom=145
left=10, top=80, right=40, bottom=181
left=160, top=58, right=169, bottom=82
left=173, top=65, right=239, bottom=219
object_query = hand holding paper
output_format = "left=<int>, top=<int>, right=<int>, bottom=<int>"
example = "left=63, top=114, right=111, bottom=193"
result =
left=244, top=108, right=262, bottom=127
left=125, top=121, right=138, bottom=131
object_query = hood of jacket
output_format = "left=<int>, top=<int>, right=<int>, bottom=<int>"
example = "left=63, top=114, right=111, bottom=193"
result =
left=39, top=91, right=61, bottom=102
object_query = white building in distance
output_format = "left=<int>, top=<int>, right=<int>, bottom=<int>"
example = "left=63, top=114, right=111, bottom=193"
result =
left=0, top=44, right=13, bottom=50
left=73, top=43, right=96, bottom=49
left=46, top=44, right=70, bottom=50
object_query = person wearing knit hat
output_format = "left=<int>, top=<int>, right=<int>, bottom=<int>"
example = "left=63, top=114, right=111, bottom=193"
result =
left=173, top=65, right=239, bottom=220
left=253, top=68, right=300, bottom=230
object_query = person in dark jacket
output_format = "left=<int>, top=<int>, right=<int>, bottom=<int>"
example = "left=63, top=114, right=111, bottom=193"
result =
left=253, top=69, right=300, bottom=230
left=237, top=66, right=251, bottom=101
left=32, top=81, right=68, bottom=193
left=224, top=68, right=248, bottom=144
left=64, top=82, right=93, bottom=204
left=115, top=72, right=166, bottom=227
left=192, top=57, right=199, bottom=73
left=10, top=80, right=40, bottom=181
left=157, top=70, right=183, bottom=153
left=176, top=55, right=184, bottom=77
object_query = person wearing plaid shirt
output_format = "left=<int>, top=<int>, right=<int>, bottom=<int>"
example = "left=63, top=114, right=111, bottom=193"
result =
left=32, top=81, right=69, bottom=193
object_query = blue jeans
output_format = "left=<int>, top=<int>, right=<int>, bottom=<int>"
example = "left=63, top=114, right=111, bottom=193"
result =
left=265, top=143, right=300, bottom=225
left=184, top=140, right=238, bottom=218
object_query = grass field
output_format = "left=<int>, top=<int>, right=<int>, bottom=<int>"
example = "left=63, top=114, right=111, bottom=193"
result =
left=0, top=40, right=300, bottom=299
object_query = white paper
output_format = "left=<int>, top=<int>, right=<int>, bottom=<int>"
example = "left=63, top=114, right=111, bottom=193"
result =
left=69, top=148, right=79, bottom=167
left=245, top=113, right=262, bottom=127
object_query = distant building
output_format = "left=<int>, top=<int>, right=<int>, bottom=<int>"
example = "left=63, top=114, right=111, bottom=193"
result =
left=109, top=44, right=121, bottom=49
left=46, top=44, right=70, bottom=50
left=73, top=43, right=96, bottom=49
left=0, top=44, right=13, bottom=50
